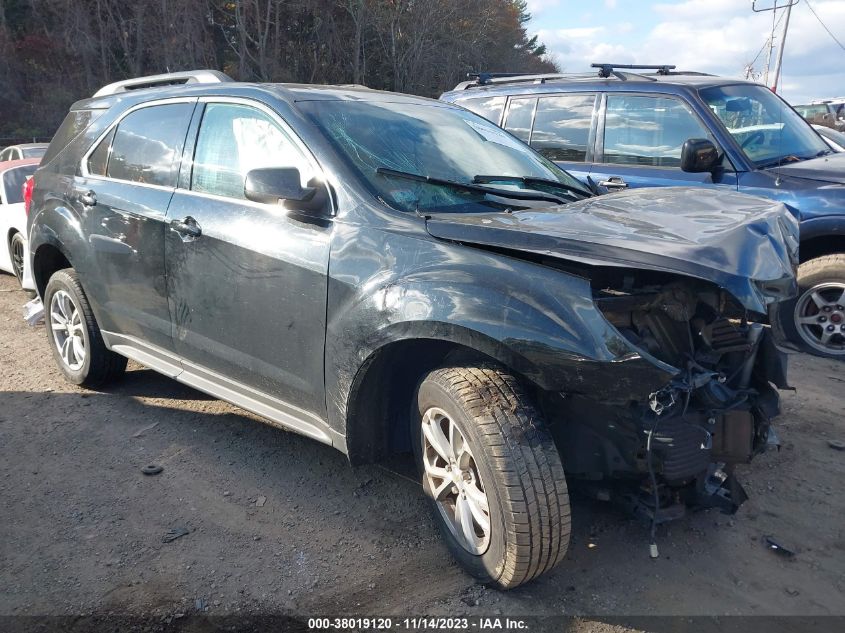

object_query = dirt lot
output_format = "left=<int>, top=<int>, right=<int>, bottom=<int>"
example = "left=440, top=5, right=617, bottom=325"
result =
left=1, top=272, right=844, bottom=627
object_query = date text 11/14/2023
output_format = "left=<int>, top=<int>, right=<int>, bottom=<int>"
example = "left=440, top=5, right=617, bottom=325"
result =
left=307, top=617, right=529, bottom=630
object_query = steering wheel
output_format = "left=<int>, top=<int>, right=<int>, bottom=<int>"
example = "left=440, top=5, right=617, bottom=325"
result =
left=741, top=130, right=765, bottom=149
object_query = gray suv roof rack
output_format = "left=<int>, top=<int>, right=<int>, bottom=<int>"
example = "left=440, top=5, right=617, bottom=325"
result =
left=592, top=63, right=675, bottom=78
left=93, top=70, right=233, bottom=97
left=455, top=72, right=593, bottom=90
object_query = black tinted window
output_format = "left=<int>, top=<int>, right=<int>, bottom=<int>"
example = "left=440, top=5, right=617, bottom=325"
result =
left=87, top=128, right=115, bottom=176
left=3, top=165, right=37, bottom=204
left=459, top=97, right=506, bottom=125
left=108, top=103, right=193, bottom=187
left=503, top=98, right=536, bottom=143
left=603, top=95, right=711, bottom=167
left=531, top=95, right=595, bottom=162
left=41, top=109, right=104, bottom=165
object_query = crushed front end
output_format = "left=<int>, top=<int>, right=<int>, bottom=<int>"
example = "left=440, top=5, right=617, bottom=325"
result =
left=549, top=270, right=790, bottom=523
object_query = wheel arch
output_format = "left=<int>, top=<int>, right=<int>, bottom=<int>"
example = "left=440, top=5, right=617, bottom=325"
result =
left=799, top=217, right=845, bottom=263
left=342, top=328, right=547, bottom=466
left=32, top=242, right=73, bottom=298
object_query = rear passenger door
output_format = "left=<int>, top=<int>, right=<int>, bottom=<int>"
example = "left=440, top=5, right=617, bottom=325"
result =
left=502, top=94, right=597, bottom=186
left=590, top=93, right=736, bottom=193
left=164, top=98, right=332, bottom=418
left=77, top=99, right=196, bottom=355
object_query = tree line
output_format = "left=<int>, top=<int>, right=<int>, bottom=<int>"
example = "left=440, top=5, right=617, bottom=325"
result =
left=0, top=0, right=557, bottom=141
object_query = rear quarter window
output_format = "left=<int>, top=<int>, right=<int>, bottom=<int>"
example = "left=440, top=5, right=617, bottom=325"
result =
left=41, top=109, right=105, bottom=165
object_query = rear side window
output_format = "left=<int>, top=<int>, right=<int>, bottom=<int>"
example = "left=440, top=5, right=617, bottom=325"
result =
left=22, top=147, right=46, bottom=159
left=602, top=94, right=711, bottom=167
left=41, top=109, right=105, bottom=165
left=107, top=103, right=194, bottom=187
left=503, top=98, right=536, bottom=143
left=531, top=94, right=596, bottom=162
left=459, top=97, right=506, bottom=125
left=2, top=165, right=37, bottom=204
left=191, top=103, right=313, bottom=200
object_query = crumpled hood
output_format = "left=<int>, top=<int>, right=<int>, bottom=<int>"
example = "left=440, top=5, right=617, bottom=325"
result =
left=426, top=187, right=799, bottom=314
left=771, top=152, right=845, bottom=184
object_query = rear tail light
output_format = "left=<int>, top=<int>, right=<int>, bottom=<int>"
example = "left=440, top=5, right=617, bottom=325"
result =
left=23, top=175, right=35, bottom=215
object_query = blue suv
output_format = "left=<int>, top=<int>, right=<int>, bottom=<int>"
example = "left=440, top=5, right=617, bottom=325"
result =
left=441, top=64, right=845, bottom=358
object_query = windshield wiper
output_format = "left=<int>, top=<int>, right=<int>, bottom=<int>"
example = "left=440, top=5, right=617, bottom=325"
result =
left=757, top=155, right=804, bottom=169
left=473, top=174, right=591, bottom=199
left=376, top=167, right=568, bottom=205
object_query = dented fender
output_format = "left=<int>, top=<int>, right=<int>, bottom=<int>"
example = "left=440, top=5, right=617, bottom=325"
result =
left=323, top=217, right=676, bottom=440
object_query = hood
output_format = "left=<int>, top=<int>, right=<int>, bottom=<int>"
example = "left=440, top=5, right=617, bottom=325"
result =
left=426, top=187, right=799, bottom=314
left=770, top=152, right=845, bottom=184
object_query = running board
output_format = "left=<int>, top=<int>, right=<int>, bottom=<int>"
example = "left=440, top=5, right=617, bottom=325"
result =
left=101, top=331, right=335, bottom=447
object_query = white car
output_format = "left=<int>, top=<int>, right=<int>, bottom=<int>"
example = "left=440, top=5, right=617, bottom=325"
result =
left=813, top=124, right=845, bottom=152
left=0, top=158, right=39, bottom=289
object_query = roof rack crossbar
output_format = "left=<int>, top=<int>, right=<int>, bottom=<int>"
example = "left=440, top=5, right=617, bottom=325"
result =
left=93, top=70, right=233, bottom=97
left=592, top=63, right=676, bottom=79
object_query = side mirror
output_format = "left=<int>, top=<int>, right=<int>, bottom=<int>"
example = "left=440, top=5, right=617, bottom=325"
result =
left=680, top=138, right=720, bottom=173
left=244, top=167, right=330, bottom=216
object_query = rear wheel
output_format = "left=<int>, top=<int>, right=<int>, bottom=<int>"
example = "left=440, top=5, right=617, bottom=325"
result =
left=413, top=364, right=570, bottom=589
left=44, top=268, right=127, bottom=387
left=9, top=232, right=24, bottom=282
left=779, top=254, right=845, bottom=358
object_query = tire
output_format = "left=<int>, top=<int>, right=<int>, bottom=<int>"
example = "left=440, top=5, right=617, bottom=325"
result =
left=44, top=268, right=127, bottom=387
left=9, top=232, right=25, bottom=282
left=412, top=364, right=570, bottom=589
left=776, top=254, right=845, bottom=358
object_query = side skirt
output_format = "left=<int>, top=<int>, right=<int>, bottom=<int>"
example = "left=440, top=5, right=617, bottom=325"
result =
left=101, top=331, right=344, bottom=450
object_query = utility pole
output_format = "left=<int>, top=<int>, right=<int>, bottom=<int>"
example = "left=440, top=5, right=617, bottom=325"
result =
left=771, top=1, right=794, bottom=92
left=752, top=0, right=799, bottom=92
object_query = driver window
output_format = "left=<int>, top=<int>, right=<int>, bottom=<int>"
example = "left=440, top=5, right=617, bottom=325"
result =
left=603, top=94, right=713, bottom=167
left=191, top=103, right=313, bottom=200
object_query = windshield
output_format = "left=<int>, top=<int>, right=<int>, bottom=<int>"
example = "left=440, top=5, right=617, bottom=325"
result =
left=700, top=84, right=830, bottom=168
left=2, top=164, right=37, bottom=204
left=301, top=100, right=590, bottom=213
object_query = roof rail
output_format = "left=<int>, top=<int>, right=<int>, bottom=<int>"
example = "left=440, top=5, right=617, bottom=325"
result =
left=592, top=63, right=676, bottom=79
left=93, top=70, right=233, bottom=97
left=455, top=72, right=586, bottom=90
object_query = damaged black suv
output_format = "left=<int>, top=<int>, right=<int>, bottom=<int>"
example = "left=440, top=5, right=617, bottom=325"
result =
left=29, top=71, right=798, bottom=589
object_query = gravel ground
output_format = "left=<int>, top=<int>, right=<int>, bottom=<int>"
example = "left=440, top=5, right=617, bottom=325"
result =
left=1, top=272, right=843, bottom=629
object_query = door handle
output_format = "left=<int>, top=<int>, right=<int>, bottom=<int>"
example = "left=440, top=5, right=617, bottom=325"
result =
left=597, top=177, right=628, bottom=190
left=170, top=216, right=202, bottom=239
left=79, top=190, right=97, bottom=207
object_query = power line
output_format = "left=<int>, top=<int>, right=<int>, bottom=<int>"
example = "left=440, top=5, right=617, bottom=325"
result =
left=749, top=9, right=786, bottom=67
left=805, top=0, right=845, bottom=52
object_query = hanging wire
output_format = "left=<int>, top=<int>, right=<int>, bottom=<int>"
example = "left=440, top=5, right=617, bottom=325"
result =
left=805, top=0, right=845, bottom=52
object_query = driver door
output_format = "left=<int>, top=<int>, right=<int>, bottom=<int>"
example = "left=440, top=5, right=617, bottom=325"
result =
left=589, top=93, right=738, bottom=193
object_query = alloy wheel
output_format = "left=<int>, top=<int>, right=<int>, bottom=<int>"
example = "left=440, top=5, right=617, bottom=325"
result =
left=10, top=234, right=24, bottom=280
left=50, top=290, right=86, bottom=371
left=793, top=282, right=845, bottom=355
left=421, top=407, right=491, bottom=555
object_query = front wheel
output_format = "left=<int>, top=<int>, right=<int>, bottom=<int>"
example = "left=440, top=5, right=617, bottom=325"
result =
left=413, top=364, right=570, bottom=589
left=778, top=254, right=845, bottom=358
left=44, top=268, right=127, bottom=387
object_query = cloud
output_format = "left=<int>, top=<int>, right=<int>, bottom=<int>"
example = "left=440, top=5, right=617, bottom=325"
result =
left=533, top=0, right=845, bottom=102
left=526, top=0, right=562, bottom=15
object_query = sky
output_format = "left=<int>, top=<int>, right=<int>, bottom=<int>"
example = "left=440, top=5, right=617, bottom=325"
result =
left=527, top=0, right=845, bottom=104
